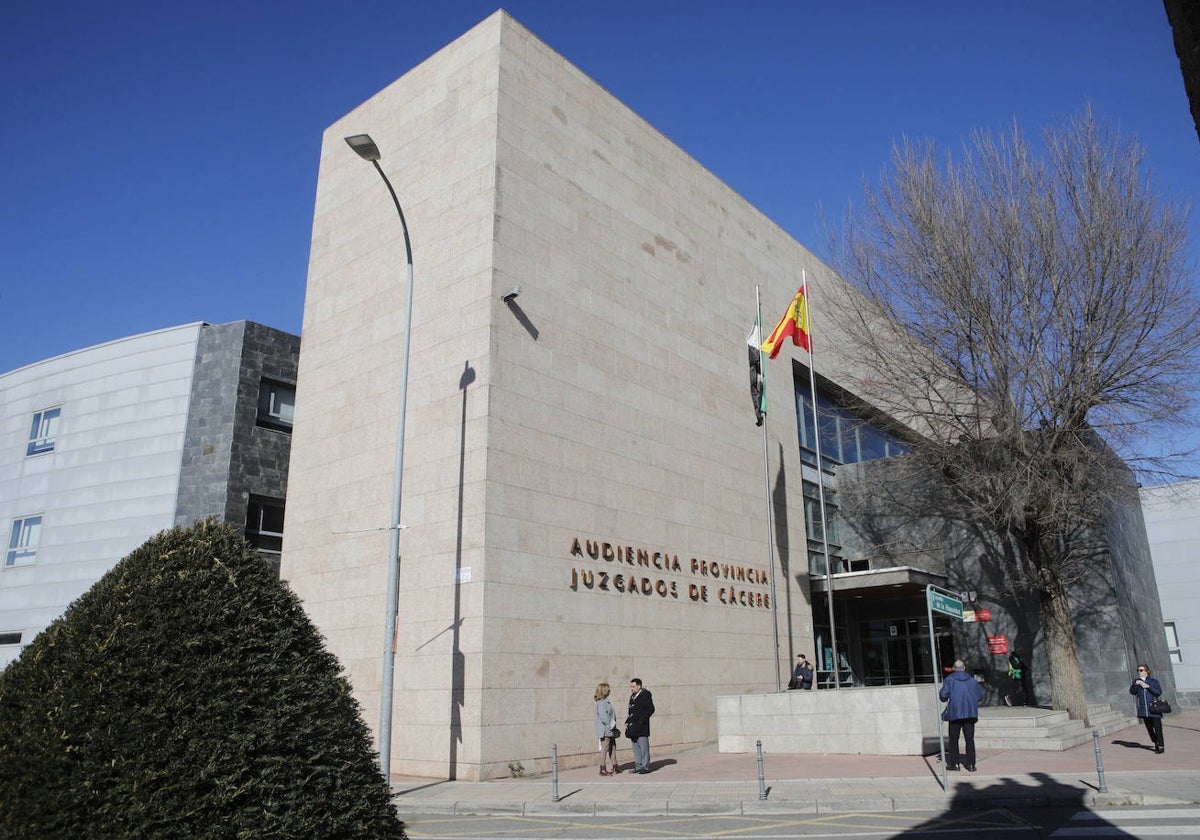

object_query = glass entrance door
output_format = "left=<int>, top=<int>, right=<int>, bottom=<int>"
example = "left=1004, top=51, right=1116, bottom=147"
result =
left=859, top=617, right=952, bottom=686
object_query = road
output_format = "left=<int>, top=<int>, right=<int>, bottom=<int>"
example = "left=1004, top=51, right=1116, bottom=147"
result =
left=403, top=805, right=1200, bottom=838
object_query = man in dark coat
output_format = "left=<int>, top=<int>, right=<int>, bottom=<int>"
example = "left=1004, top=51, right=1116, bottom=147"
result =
left=790, top=654, right=814, bottom=690
left=939, top=659, right=983, bottom=772
left=625, top=678, right=655, bottom=773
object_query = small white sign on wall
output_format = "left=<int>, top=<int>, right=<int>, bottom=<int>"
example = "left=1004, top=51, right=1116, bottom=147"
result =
left=456, top=567, right=472, bottom=583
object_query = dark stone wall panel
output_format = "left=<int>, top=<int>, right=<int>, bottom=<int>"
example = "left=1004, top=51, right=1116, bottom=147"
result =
left=175, top=321, right=300, bottom=541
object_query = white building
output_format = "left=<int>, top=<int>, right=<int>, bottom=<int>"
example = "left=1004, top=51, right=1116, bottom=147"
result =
left=1140, top=480, right=1200, bottom=707
left=1, top=321, right=298, bottom=668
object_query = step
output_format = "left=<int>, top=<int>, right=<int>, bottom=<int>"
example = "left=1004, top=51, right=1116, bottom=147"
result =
left=1092, top=714, right=1139, bottom=737
left=976, top=720, right=1087, bottom=740
left=971, top=704, right=1137, bottom=751
left=977, top=723, right=1088, bottom=750
left=1082, top=704, right=1139, bottom=735
left=975, top=708, right=1071, bottom=729
left=977, top=732, right=1094, bottom=750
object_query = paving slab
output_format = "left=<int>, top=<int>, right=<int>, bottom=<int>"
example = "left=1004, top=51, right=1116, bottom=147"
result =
left=391, top=710, right=1200, bottom=816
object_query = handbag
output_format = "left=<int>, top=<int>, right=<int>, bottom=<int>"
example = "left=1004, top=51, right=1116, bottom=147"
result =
left=1150, top=697, right=1172, bottom=715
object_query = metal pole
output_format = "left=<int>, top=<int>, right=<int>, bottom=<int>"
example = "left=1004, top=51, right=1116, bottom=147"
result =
left=1092, top=730, right=1108, bottom=792
left=928, top=584, right=946, bottom=790
left=756, top=286, right=783, bottom=692
left=552, top=744, right=560, bottom=802
left=803, top=272, right=839, bottom=689
left=756, top=740, right=768, bottom=800
left=364, top=153, right=415, bottom=781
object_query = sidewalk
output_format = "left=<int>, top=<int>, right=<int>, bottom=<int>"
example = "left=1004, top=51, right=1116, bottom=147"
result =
left=390, top=710, right=1200, bottom=815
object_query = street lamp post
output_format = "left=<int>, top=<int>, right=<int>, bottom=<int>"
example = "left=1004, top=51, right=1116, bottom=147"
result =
left=345, top=133, right=414, bottom=780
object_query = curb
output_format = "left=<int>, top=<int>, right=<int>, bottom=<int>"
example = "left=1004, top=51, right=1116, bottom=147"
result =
left=393, top=790, right=1195, bottom=817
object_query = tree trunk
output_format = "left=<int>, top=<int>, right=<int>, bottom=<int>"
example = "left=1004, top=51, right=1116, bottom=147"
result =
left=1038, top=571, right=1090, bottom=725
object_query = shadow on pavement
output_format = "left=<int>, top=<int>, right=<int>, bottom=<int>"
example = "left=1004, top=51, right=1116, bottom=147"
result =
left=890, top=772, right=1135, bottom=838
left=1110, top=738, right=1155, bottom=751
left=392, top=779, right=453, bottom=796
left=921, top=754, right=945, bottom=783
left=1165, top=718, right=1200, bottom=734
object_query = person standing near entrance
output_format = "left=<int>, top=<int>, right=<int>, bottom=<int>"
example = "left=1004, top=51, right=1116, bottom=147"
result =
left=1130, top=663, right=1166, bottom=754
left=940, top=659, right=983, bottom=772
left=789, top=654, right=814, bottom=690
left=625, top=678, right=655, bottom=774
left=1005, top=649, right=1035, bottom=707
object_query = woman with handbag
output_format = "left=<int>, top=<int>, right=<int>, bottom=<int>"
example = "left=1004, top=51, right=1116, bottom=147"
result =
left=1130, top=663, right=1166, bottom=754
left=593, top=682, right=621, bottom=775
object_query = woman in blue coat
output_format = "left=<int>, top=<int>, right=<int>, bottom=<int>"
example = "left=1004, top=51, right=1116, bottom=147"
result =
left=1130, top=663, right=1165, bottom=754
left=939, top=659, right=984, bottom=772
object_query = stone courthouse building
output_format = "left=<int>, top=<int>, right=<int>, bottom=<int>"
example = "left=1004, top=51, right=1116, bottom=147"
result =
left=282, top=11, right=1171, bottom=780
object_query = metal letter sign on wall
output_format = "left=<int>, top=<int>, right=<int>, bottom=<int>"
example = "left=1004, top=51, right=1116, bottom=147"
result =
left=927, top=590, right=963, bottom=619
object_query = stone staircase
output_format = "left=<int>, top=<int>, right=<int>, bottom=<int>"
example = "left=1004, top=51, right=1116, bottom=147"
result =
left=974, top=704, right=1137, bottom=751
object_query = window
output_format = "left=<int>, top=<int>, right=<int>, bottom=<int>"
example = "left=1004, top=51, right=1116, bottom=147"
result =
left=0, top=632, right=21, bottom=646
left=803, top=480, right=844, bottom=575
left=26, top=407, right=61, bottom=456
left=256, top=380, right=295, bottom=431
left=246, top=497, right=285, bottom=555
left=795, top=373, right=907, bottom=469
left=6, top=516, right=43, bottom=567
left=795, top=371, right=907, bottom=576
left=1165, top=621, right=1183, bottom=664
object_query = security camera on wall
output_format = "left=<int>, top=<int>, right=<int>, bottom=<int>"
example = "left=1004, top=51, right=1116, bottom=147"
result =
left=500, top=286, right=521, bottom=302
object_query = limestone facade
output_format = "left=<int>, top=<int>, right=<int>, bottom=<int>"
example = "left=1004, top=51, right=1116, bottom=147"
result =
left=284, top=11, right=823, bottom=780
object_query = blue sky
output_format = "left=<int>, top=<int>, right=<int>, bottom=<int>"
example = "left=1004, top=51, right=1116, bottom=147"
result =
left=3, top=4, right=1197, bottom=385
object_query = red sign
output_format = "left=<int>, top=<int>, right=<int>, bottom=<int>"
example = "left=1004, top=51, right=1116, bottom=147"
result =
left=975, top=609, right=992, bottom=622
left=988, top=635, right=1008, bottom=655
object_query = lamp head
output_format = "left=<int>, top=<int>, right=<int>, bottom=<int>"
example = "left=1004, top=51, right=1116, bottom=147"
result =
left=345, top=134, right=381, bottom=162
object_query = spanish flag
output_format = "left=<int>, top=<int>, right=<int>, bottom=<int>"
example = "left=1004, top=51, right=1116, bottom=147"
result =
left=761, top=284, right=811, bottom=359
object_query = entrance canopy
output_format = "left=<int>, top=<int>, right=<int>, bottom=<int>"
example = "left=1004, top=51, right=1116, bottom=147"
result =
left=811, top=566, right=955, bottom=688
left=809, top=565, right=946, bottom=599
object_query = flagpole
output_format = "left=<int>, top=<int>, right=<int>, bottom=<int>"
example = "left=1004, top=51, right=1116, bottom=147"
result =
left=803, top=271, right=841, bottom=689
left=756, top=285, right=783, bottom=692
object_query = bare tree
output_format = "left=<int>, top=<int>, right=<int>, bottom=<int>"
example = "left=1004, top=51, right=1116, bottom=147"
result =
left=828, top=110, right=1200, bottom=723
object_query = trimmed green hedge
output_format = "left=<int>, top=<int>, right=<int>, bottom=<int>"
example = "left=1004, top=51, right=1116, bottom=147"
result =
left=0, top=520, right=404, bottom=839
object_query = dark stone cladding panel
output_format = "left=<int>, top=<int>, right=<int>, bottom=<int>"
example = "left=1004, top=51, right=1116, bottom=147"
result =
left=174, top=321, right=243, bottom=526
left=174, top=321, right=300, bottom=542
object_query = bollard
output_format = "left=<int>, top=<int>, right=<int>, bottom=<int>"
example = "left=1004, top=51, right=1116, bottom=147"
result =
left=1092, top=730, right=1108, bottom=793
left=756, top=739, right=768, bottom=800
left=552, top=743, right=560, bottom=802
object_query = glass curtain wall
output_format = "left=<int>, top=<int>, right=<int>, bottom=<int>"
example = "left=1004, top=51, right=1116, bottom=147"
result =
left=795, top=375, right=908, bottom=471
left=797, top=366, right=913, bottom=686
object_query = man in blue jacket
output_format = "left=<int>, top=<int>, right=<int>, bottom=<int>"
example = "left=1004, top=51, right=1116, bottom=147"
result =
left=939, top=659, right=984, bottom=772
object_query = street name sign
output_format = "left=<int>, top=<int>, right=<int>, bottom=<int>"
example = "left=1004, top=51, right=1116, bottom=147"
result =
left=927, top=590, right=963, bottom=619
